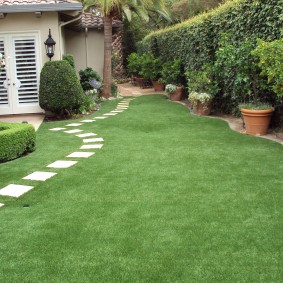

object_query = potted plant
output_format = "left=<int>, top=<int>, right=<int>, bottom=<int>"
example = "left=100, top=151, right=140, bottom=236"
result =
left=185, top=70, right=214, bottom=115
left=165, top=84, right=179, bottom=100
left=140, top=52, right=164, bottom=91
left=233, top=39, right=277, bottom=136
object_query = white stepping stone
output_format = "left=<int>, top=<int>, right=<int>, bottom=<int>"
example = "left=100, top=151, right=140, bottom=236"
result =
left=117, top=106, right=128, bottom=108
left=0, top=184, right=34, bottom=198
left=83, top=137, right=104, bottom=143
left=67, top=152, right=95, bottom=158
left=76, top=133, right=97, bottom=138
left=104, top=113, right=118, bottom=116
left=64, top=129, right=83, bottom=134
left=81, top=144, right=103, bottom=149
left=111, top=110, right=124, bottom=113
left=95, top=116, right=107, bottom=119
left=66, top=123, right=82, bottom=127
left=80, top=120, right=95, bottom=122
left=0, top=203, right=5, bottom=208
left=49, top=127, right=66, bottom=131
left=23, top=171, right=57, bottom=181
left=47, top=160, right=77, bottom=168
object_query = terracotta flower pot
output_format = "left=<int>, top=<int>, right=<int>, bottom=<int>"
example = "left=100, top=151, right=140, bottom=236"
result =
left=240, top=108, right=274, bottom=136
left=170, top=87, right=183, bottom=101
left=193, top=101, right=212, bottom=116
left=152, top=81, right=165, bottom=91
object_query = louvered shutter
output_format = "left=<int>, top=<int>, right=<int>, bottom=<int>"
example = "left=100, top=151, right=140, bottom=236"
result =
left=14, top=38, right=39, bottom=104
left=0, top=39, right=8, bottom=106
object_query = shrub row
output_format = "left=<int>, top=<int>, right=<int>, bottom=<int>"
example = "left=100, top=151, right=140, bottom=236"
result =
left=0, top=123, right=36, bottom=163
left=138, top=0, right=283, bottom=115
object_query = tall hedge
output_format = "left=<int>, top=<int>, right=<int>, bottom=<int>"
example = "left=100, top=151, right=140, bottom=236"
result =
left=139, top=0, right=283, bottom=71
left=138, top=0, right=283, bottom=114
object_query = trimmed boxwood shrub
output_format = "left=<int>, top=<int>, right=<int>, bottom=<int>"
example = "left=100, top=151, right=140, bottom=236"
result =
left=62, top=53, right=75, bottom=69
left=0, top=123, right=36, bottom=163
left=39, top=60, right=85, bottom=115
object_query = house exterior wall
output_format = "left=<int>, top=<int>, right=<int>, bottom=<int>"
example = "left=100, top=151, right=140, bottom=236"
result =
left=0, top=12, right=61, bottom=65
left=64, top=28, right=104, bottom=77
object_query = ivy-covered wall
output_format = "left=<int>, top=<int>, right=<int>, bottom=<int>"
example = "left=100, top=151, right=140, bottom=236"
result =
left=138, top=0, right=283, bottom=116
left=139, top=0, right=283, bottom=71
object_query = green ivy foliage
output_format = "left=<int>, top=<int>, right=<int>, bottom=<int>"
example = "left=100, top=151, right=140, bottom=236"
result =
left=39, top=60, right=85, bottom=115
left=138, top=0, right=283, bottom=114
left=0, top=123, right=35, bottom=162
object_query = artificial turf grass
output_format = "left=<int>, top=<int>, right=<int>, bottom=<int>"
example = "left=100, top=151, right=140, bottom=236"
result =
left=0, top=95, right=282, bottom=282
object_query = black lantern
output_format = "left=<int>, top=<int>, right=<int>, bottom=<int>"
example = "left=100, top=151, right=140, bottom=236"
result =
left=44, top=29, right=56, bottom=61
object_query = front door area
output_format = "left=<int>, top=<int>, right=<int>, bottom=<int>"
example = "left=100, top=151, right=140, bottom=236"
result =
left=0, top=33, right=43, bottom=115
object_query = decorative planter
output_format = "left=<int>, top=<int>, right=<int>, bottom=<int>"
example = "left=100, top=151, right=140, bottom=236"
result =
left=170, top=87, right=183, bottom=101
left=240, top=108, right=274, bottom=136
left=152, top=81, right=165, bottom=91
left=192, top=101, right=212, bottom=116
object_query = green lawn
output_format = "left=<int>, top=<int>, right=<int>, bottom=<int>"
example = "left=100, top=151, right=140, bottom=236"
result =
left=0, top=95, right=282, bottom=282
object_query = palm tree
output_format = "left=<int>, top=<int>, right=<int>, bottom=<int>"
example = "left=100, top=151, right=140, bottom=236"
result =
left=82, top=0, right=171, bottom=98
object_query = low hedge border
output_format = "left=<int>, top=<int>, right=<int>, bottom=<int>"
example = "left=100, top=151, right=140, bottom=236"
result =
left=0, top=122, right=36, bottom=163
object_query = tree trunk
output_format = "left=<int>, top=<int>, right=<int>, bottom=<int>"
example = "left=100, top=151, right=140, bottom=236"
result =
left=102, top=14, right=112, bottom=98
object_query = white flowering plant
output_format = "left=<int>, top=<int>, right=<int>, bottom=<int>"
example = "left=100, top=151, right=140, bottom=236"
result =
left=0, top=53, right=5, bottom=70
left=188, top=91, right=213, bottom=110
left=165, top=84, right=177, bottom=94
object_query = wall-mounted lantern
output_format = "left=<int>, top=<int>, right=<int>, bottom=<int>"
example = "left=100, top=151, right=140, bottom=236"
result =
left=44, top=29, right=56, bottom=61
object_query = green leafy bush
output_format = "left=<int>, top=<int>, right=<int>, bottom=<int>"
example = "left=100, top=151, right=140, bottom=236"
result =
left=252, top=38, right=283, bottom=97
left=126, top=52, right=143, bottom=76
left=39, top=60, right=85, bottom=115
left=62, top=53, right=75, bottom=69
left=0, top=122, right=35, bottom=162
left=160, top=59, right=182, bottom=85
left=79, top=67, right=102, bottom=91
left=140, top=52, right=162, bottom=81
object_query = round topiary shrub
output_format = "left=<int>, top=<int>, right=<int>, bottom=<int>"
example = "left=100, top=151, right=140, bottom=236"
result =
left=39, top=60, right=85, bottom=115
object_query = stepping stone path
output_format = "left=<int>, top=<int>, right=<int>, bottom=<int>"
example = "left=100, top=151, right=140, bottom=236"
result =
left=0, top=98, right=135, bottom=208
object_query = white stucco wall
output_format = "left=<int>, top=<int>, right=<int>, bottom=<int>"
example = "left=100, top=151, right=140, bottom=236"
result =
left=0, top=12, right=61, bottom=66
left=64, top=28, right=104, bottom=77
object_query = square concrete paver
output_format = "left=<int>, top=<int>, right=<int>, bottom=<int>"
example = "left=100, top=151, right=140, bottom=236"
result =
left=67, top=152, right=95, bottom=158
left=0, top=184, right=34, bottom=198
left=94, top=116, right=107, bottom=119
left=81, top=144, right=103, bottom=149
left=111, top=110, right=124, bottom=113
left=80, top=120, right=95, bottom=123
left=104, top=113, right=118, bottom=116
left=0, top=203, right=4, bottom=208
left=49, top=127, right=66, bottom=131
left=66, top=123, right=82, bottom=127
left=76, top=133, right=97, bottom=138
left=23, top=171, right=57, bottom=181
left=83, top=137, right=104, bottom=143
left=47, top=160, right=77, bottom=168
left=64, top=129, right=83, bottom=134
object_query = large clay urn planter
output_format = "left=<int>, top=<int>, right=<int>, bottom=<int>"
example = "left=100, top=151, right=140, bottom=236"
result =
left=152, top=81, right=165, bottom=91
left=170, top=87, right=183, bottom=101
left=240, top=108, right=274, bottom=136
left=193, top=101, right=212, bottom=116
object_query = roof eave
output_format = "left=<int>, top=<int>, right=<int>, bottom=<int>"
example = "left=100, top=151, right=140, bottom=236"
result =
left=0, top=3, right=83, bottom=13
